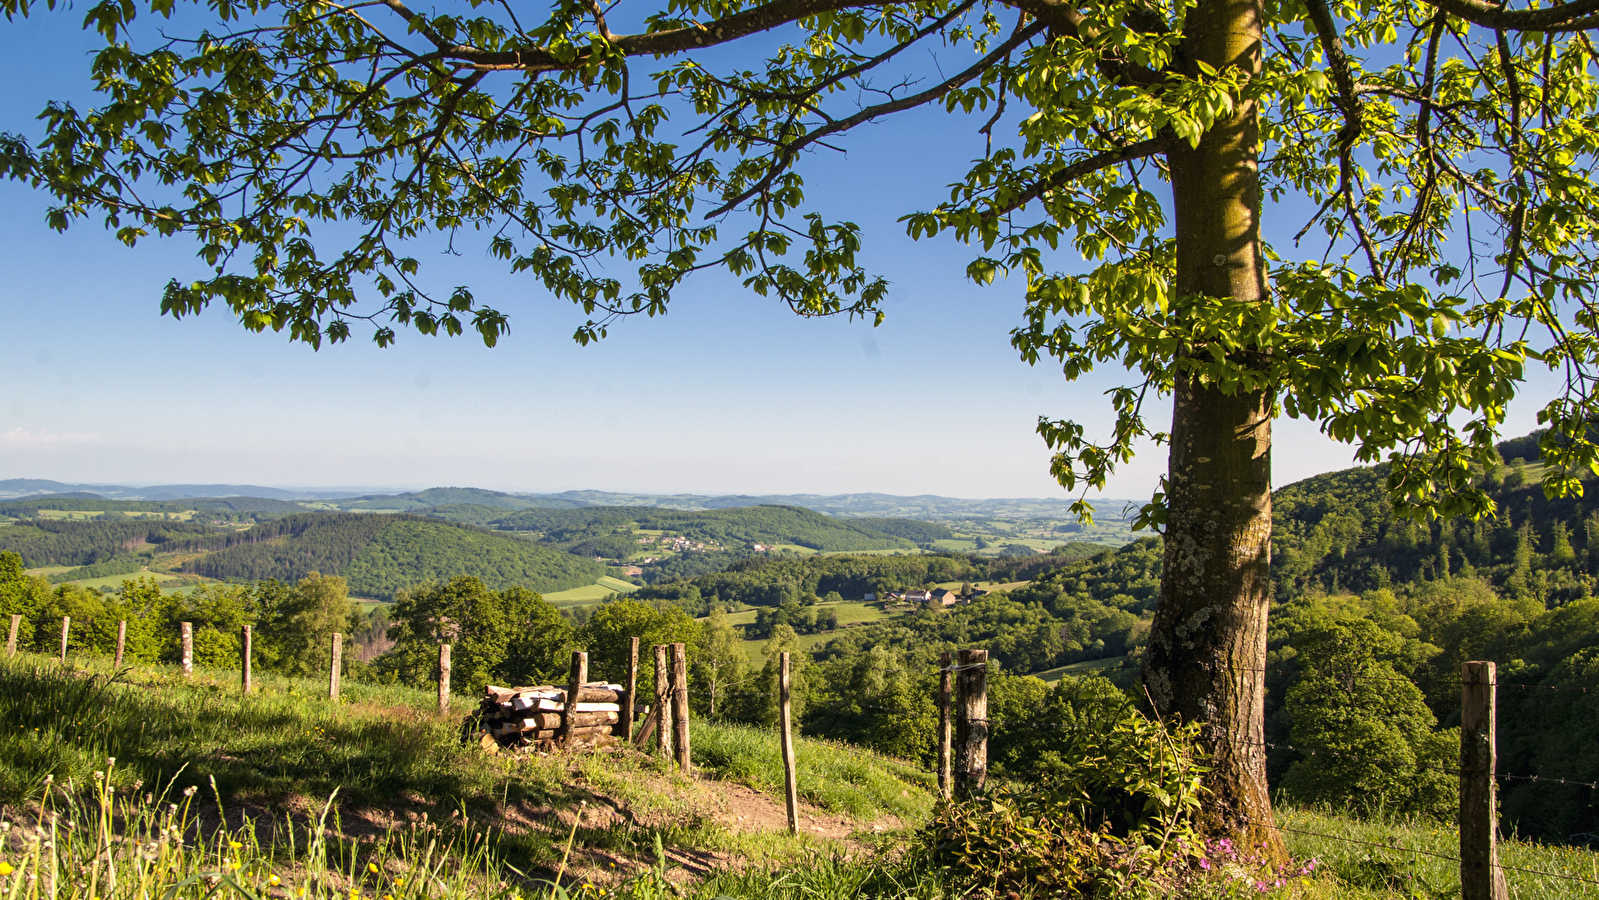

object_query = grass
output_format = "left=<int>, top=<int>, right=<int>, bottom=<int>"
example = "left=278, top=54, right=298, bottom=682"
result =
left=1029, top=655, right=1131, bottom=684
left=542, top=578, right=637, bottom=605
left=692, top=724, right=932, bottom=822
left=0, top=648, right=928, bottom=889
left=1278, top=805, right=1599, bottom=899
left=5, top=650, right=1596, bottom=899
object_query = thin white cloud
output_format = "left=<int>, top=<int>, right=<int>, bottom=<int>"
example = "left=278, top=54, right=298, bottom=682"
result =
left=0, top=427, right=102, bottom=447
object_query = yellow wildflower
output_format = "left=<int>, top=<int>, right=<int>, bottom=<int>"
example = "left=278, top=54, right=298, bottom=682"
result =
left=230, top=842, right=243, bottom=849
left=268, top=875, right=281, bottom=887
left=0, top=863, right=13, bottom=876
left=368, top=863, right=380, bottom=875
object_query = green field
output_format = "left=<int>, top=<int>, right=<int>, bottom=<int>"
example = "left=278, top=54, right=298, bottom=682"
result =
left=1030, top=655, right=1131, bottom=684
left=542, top=575, right=641, bottom=605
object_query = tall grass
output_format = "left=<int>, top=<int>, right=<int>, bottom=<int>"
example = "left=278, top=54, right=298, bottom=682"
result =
left=0, top=766, right=689, bottom=900
left=692, top=723, right=932, bottom=821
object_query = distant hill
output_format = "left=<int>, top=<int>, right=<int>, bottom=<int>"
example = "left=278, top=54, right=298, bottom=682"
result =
left=0, top=495, right=307, bottom=518
left=0, top=519, right=218, bottom=566
left=0, top=479, right=371, bottom=501
left=490, top=504, right=917, bottom=552
left=847, top=517, right=955, bottom=544
left=176, top=513, right=604, bottom=599
left=344, top=487, right=577, bottom=511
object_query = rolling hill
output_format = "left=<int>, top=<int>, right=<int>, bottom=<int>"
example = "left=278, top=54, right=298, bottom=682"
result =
left=488, top=504, right=918, bottom=552
left=174, top=514, right=605, bottom=599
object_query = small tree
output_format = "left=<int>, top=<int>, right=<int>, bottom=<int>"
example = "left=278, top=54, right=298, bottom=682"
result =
left=578, top=598, right=699, bottom=687
left=387, top=576, right=509, bottom=693
left=694, top=605, right=748, bottom=719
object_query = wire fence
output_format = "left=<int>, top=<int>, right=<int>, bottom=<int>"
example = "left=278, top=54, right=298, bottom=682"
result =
left=934, top=654, right=1599, bottom=892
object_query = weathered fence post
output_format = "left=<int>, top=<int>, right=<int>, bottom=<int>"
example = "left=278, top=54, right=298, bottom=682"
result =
left=438, top=644, right=452, bottom=713
left=58, top=616, right=69, bottom=662
left=6, top=614, right=19, bottom=657
left=780, top=651, right=799, bottom=834
left=241, top=625, right=253, bottom=694
left=954, top=648, right=988, bottom=797
left=180, top=622, right=193, bottom=677
left=938, top=650, right=954, bottom=800
left=561, top=651, right=588, bottom=744
left=1461, top=661, right=1508, bottom=900
left=621, top=637, right=639, bottom=740
left=654, top=644, right=672, bottom=758
left=328, top=632, right=342, bottom=700
left=115, top=620, right=127, bottom=668
left=671, top=642, right=691, bottom=773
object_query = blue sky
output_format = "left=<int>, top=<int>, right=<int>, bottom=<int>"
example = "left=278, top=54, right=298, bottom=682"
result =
left=0, top=6, right=1558, bottom=500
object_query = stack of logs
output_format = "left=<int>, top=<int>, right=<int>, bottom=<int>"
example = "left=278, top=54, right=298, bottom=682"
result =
left=470, top=641, right=694, bottom=773
left=479, top=681, right=628, bottom=746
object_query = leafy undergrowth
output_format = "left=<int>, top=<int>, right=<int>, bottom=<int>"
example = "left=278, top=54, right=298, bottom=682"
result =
left=0, top=652, right=926, bottom=884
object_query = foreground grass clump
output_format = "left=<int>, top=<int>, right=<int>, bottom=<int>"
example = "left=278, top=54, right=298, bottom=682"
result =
left=1, top=767, right=686, bottom=900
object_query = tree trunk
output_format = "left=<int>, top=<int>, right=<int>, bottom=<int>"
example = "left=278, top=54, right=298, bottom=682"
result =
left=1145, top=0, right=1281, bottom=853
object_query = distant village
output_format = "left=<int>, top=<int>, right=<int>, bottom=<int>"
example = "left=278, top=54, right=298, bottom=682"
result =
left=867, top=587, right=986, bottom=609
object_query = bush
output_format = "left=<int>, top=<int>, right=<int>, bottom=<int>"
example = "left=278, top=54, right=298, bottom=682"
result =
left=925, top=691, right=1207, bottom=898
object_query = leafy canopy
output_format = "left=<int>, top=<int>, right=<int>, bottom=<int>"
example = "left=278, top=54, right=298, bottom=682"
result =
left=5, top=0, right=1599, bottom=520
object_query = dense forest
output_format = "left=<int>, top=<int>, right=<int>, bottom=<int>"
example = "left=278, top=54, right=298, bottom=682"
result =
left=175, top=514, right=604, bottom=598
left=632, top=543, right=1114, bottom=615
left=486, top=504, right=920, bottom=552
left=0, top=519, right=218, bottom=566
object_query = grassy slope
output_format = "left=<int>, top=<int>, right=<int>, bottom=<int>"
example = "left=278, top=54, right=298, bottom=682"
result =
left=0, top=649, right=927, bottom=884
left=0, top=651, right=1591, bottom=898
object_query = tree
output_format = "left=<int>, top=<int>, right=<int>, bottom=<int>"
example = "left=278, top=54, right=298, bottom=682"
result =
left=499, top=586, right=575, bottom=684
left=1281, top=620, right=1456, bottom=820
left=261, top=572, right=360, bottom=676
left=577, top=598, right=699, bottom=687
left=388, top=575, right=509, bottom=692
left=8, top=0, right=1599, bottom=847
left=694, top=605, right=748, bottom=718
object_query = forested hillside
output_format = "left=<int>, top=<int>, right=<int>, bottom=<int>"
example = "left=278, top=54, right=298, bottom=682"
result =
left=0, top=519, right=219, bottom=566
left=341, top=520, right=603, bottom=598
left=631, top=544, right=1115, bottom=613
left=176, top=514, right=604, bottom=598
left=486, top=504, right=920, bottom=555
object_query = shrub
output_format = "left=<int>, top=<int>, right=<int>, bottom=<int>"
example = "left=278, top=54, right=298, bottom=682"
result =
left=925, top=688, right=1207, bottom=898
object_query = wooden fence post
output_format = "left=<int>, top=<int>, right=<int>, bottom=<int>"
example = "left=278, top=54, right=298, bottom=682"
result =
left=938, top=650, right=954, bottom=800
left=241, top=625, right=253, bottom=694
left=58, top=616, right=69, bottom=662
left=114, top=620, right=126, bottom=668
left=438, top=644, right=452, bottom=713
left=1461, top=661, right=1508, bottom=900
left=954, top=648, right=988, bottom=797
left=561, top=651, right=588, bottom=744
left=6, top=614, right=18, bottom=657
left=621, top=637, right=639, bottom=740
left=780, top=652, right=799, bottom=834
left=654, top=644, right=672, bottom=758
left=329, top=632, right=342, bottom=700
left=671, top=642, right=691, bottom=773
left=180, top=622, right=193, bottom=678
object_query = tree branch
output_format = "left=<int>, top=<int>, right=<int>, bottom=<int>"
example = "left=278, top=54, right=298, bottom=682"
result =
left=703, top=19, right=1050, bottom=219
left=1420, top=0, right=1599, bottom=33
left=988, top=133, right=1170, bottom=216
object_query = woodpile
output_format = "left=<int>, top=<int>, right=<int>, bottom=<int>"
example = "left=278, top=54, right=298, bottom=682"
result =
left=477, top=682, right=628, bottom=748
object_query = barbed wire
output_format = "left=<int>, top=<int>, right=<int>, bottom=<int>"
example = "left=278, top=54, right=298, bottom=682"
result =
left=1278, top=824, right=1599, bottom=886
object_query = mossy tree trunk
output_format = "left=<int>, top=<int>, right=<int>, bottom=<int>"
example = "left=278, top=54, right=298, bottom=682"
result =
left=1143, top=0, right=1283, bottom=854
